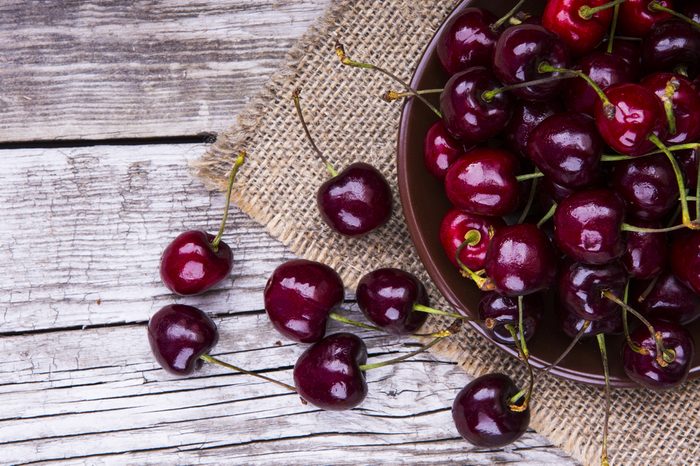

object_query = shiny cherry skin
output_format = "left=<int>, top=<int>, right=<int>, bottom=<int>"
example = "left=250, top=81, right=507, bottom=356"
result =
left=558, top=304, right=623, bottom=339
left=642, top=19, right=700, bottom=78
left=623, top=319, right=694, bottom=390
left=148, top=304, right=218, bottom=375
left=638, top=271, right=700, bottom=325
left=678, top=147, right=699, bottom=191
left=439, top=209, right=505, bottom=270
left=565, top=51, right=636, bottom=116
left=424, top=120, right=467, bottom=179
left=622, top=225, right=667, bottom=280
left=641, top=72, right=700, bottom=144
left=478, top=292, right=543, bottom=345
left=293, top=333, right=368, bottom=410
left=264, top=259, right=344, bottom=343
left=610, top=154, right=679, bottom=221
left=618, top=0, right=673, bottom=37
left=444, top=148, right=520, bottom=217
left=356, top=268, right=428, bottom=335
left=604, top=39, right=642, bottom=77
left=440, top=67, right=513, bottom=143
left=527, top=113, right=603, bottom=188
left=485, top=223, right=558, bottom=297
left=317, top=162, right=392, bottom=237
left=493, top=24, right=570, bottom=101
left=542, top=0, right=614, bottom=55
left=670, top=231, right=700, bottom=295
left=559, top=260, right=627, bottom=321
left=504, top=100, right=561, bottom=158
left=594, top=83, right=664, bottom=156
left=160, top=231, right=233, bottom=296
left=437, top=8, right=500, bottom=75
left=553, top=189, right=626, bottom=264
left=452, top=373, right=530, bottom=447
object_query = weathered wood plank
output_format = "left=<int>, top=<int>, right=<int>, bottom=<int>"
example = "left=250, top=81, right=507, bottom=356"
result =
left=0, top=0, right=329, bottom=142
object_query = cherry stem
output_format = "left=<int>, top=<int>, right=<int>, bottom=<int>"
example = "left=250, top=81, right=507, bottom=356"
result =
left=662, top=77, right=680, bottom=135
left=329, top=312, right=384, bottom=332
left=601, top=142, right=700, bottom=161
left=292, top=88, right=338, bottom=177
left=579, top=0, right=626, bottom=20
left=482, top=75, right=574, bottom=102
left=537, top=202, right=558, bottom=228
left=637, top=274, right=660, bottom=304
left=491, top=0, right=527, bottom=30
left=335, top=42, right=442, bottom=119
left=211, top=151, right=246, bottom=251
left=606, top=1, right=621, bottom=54
left=517, top=178, right=539, bottom=224
left=676, top=65, right=689, bottom=78
left=649, top=1, right=700, bottom=29
left=596, top=333, right=611, bottom=466
left=620, top=281, right=646, bottom=356
left=383, top=88, right=443, bottom=102
left=200, top=354, right=297, bottom=392
left=413, top=303, right=468, bottom=321
left=695, top=156, right=700, bottom=220
left=601, top=290, right=676, bottom=366
left=538, top=62, right=615, bottom=118
left=516, top=171, right=545, bottom=182
left=504, top=317, right=534, bottom=412
left=455, top=235, right=495, bottom=291
left=542, top=321, right=591, bottom=375
left=621, top=222, right=690, bottom=233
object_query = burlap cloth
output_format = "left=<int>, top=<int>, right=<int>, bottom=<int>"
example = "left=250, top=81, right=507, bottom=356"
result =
left=196, top=1, right=700, bottom=464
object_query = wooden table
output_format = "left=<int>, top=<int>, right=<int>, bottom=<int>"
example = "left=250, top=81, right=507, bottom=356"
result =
left=0, top=2, right=577, bottom=464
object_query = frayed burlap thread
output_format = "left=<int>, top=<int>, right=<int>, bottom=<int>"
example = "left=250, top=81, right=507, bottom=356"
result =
left=195, top=1, right=700, bottom=464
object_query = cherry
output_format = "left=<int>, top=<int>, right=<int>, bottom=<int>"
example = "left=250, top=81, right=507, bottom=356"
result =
left=264, top=259, right=344, bottom=343
left=553, top=188, right=626, bottom=264
left=356, top=268, right=428, bottom=335
left=293, top=332, right=368, bottom=410
left=484, top=223, right=558, bottom=296
left=683, top=1, right=700, bottom=23
left=637, top=271, right=700, bottom=325
left=622, top=225, right=667, bottom=280
left=160, top=153, right=245, bottom=295
left=437, top=8, right=500, bottom=75
left=440, top=67, right=513, bottom=143
left=444, top=148, right=520, bottom=217
left=504, top=100, right=561, bottom=158
left=559, top=260, right=627, bottom=321
left=439, top=209, right=505, bottom=270
left=539, top=177, right=578, bottom=205
left=541, top=0, right=618, bottom=56
left=603, top=38, right=642, bottom=77
left=493, top=24, right=570, bottom=101
left=623, top=319, right=694, bottom=389
left=641, top=72, right=700, bottom=145
left=527, top=112, right=603, bottom=188
left=293, top=89, right=392, bottom=237
left=670, top=230, right=700, bottom=295
left=641, top=19, right=700, bottom=78
left=618, top=0, right=673, bottom=37
left=478, top=292, right=543, bottom=345
left=423, top=120, right=467, bottom=179
left=452, top=373, right=530, bottom=447
left=558, top=302, right=623, bottom=338
left=678, top=147, right=699, bottom=190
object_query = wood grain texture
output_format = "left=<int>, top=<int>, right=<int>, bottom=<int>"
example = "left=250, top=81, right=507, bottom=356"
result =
left=0, top=144, right=577, bottom=464
left=0, top=0, right=329, bottom=143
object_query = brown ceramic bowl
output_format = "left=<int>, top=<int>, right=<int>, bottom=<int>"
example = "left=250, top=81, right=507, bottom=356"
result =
left=397, top=0, right=700, bottom=387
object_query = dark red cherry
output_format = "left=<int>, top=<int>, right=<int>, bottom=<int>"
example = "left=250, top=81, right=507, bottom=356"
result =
left=610, top=154, right=680, bottom=221
left=148, top=304, right=218, bottom=375
left=424, top=120, right=467, bottom=179
left=317, top=162, right=392, bottom=237
left=444, top=148, right=520, bottom=217
left=264, top=259, right=344, bottom=343
left=565, top=52, right=636, bottom=116
left=603, top=39, right=642, bottom=77
left=641, top=72, right=700, bottom=144
left=670, top=231, right=700, bottom=295
left=293, top=333, right=368, bottom=410
left=437, top=8, right=500, bottom=75
left=539, top=177, right=578, bottom=206
left=478, top=292, right=543, bottom=345
left=638, top=271, right=700, bottom=325
left=527, top=113, right=603, bottom=188
left=493, top=24, right=570, bottom=101
left=452, top=373, right=530, bottom=447
left=622, top=225, right=667, bottom=280
left=504, top=100, right=561, bottom=158
left=558, top=260, right=627, bottom=321
left=439, top=209, right=505, bottom=270
left=678, top=147, right=699, bottom=191
left=160, top=230, right=233, bottom=296
left=623, top=319, right=694, bottom=389
left=558, top=304, right=623, bottom=339
left=542, top=0, right=614, bottom=56
left=440, top=67, right=513, bottom=143
left=594, top=83, right=664, bottom=156
left=642, top=19, right=700, bottom=78
left=485, top=223, right=558, bottom=296
left=553, top=189, right=626, bottom=264
left=356, top=268, right=428, bottom=335
left=618, top=0, right=673, bottom=37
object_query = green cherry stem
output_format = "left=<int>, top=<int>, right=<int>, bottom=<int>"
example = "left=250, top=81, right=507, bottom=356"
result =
left=481, top=75, right=574, bottom=102
left=695, top=154, right=700, bottom=220
left=620, top=222, right=691, bottom=233
left=455, top=232, right=495, bottom=291
left=504, top=320, right=534, bottom=412
left=620, top=280, right=645, bottom=355
left=517, top=296, right=529, bottom=359
left=329, top=312, right=384, bottom=332
left=606, top=1, right=621, bottom=54
left=516, top=171, right=545, bottom=182
left=518, top=178, right=539, bottom=224
left=538, top=62, right=615, bottom=118
left=649, top=1, right=700, bottom=29
left=383, top=88, right=443, bottom=102
left=542, top=321, right=591, bottom=375
left=211, top=151, right=246, bottom=252
left=596, top=333, right=611, bottom=466
left=491, top=0, right=527, bottom=30
left=413, top=303, right=468, bottom=321
left=292, top=88, right=338, bottom=177
left=579, top=0, right=626, bottom=20
left=200, top=354, right=297, bottom=392
left=537, top=202, right=558, bottom=228
left=601, top=142, right=700, bottom=162
left=335, top=42, right=442, bottom=119
left=662, top=77, right=680, bottom=135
